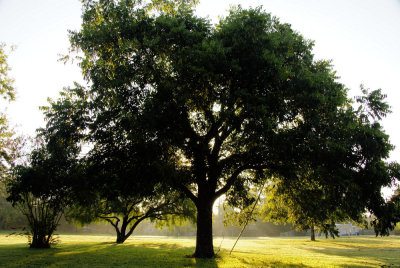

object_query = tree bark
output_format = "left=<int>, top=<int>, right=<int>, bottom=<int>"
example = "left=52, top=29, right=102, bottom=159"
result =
left=116, top=219, right=128, bottom=244
left=193, top=198, right=215, bottom=258
left=116, top=233, right=128, bottom=244
left=113, top=215, right=147, bottom=244
left=30, top=232, right=51, bottom=248
left=113, top=217, right=130, bottom=244
left=310, top=223, right=315, bottom=241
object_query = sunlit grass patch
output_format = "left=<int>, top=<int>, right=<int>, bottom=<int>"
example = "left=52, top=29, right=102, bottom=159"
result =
left=0, top=234, right=399, bottom=267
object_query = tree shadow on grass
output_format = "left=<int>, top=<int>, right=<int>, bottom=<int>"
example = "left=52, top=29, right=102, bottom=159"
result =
left=0, top=242, right=309, bottom=267
left=0, top=242, right=218, bottom=267
left=221, top=250, right=311, bottom=268
left=304, top=242, right=400, bottom=268
left=0, top=240, right=323, bottom=267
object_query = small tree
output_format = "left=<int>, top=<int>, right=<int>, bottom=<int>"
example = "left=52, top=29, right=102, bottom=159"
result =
left=68, top=141, right=195, bottom=244
left=6, top=85, right=84, bottom=248
left=371, top=179, right=400, bottom=235
left=262, top=178, right=343, bottom=241
left=70, top=191, right=194, bottom=243
left=39, top=85, right=195, bottom=244
left=6, top=145, right=74, bottom=248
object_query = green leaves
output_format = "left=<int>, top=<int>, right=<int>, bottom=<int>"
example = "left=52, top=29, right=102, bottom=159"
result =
left=0, top=43, right=17, bottom=186
left=0, top=43, right=15, bottom=102
left=356, top=85, right=391, bottom=122
left=57, top=1, right=400, bottom=254
left=262, top=176, right=348, bottom=238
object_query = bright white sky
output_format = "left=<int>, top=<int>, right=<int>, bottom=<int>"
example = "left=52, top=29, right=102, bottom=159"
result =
left=1, top=0, right=400, bottom=165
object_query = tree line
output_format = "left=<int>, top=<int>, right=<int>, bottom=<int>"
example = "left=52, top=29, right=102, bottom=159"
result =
left=1, top=0, right=400, bottom=259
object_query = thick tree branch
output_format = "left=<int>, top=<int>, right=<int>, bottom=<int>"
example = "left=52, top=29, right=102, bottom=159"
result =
left=126, top=216, right=147, bottom=238
left=214, top=164, right=268, bottom=200
left=178, top=184, right=197, bottom=204
left=214, top=166, right=247, bottom=200
left=99, top=215, right=120, bottom=229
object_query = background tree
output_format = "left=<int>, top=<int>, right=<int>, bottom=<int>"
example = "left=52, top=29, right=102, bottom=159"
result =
left=6, top=85, right=86, bottom=248
left=6, top=140, right=79, bottom=248
left=0, top=175, right=26, bottom=230
left=261, top=87, right=399, bottom=241
left=371, top=176, right=400, bottom=235
left=67, top=141, right=195, bottom=244
left=262, top=177, right=344, bottom=241
left=0, top=135, right=27, bottom=231
left=0, top=43, right=16, bottom=181
left=0, top=43, right=15, bottom=101
left=0, top=120, right=22, bottom=231
left=39, top=84, right=196, bottom=244
left=0, top=43, right=26, bottom=232
left=67, top=1, right=398, bottom=258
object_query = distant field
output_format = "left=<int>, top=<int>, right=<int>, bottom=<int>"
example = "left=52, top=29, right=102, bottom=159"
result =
left=0, top=233, right=399, bottom=267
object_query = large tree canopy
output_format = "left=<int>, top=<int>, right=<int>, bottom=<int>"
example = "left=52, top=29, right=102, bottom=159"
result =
left=66, top=120, right=195, bottom=244
left=65, top=0, right=398, bottom=258
left=261, top=86, right=399, bottom=241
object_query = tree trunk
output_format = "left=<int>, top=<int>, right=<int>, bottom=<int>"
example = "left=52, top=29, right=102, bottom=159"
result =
left=116, top=233, right=128, bottom=244
left=30, top=232, right=51, bottom=248
left=114, top=216, right=145, bottom=244
left=310, top=223, right=315, bottom=241
left=193, top=198, right=215, bottom=258
left=115, top=218, right=128, bottom=244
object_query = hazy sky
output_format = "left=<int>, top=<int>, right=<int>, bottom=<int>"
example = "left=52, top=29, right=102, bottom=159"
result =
left=1, top=0, right=400, bottom=162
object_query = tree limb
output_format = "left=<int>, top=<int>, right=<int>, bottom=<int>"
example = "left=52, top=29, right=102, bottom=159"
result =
left=178, top=184, right=198, bottom=204
left=214, top=166, right=247, bottom=200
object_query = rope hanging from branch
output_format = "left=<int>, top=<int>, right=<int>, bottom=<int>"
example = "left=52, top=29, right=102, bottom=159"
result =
left=230, top=181, right=266, bottom=255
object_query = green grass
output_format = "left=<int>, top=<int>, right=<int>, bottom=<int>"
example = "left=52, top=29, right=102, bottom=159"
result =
left=0, top=233, right=399, bottom=267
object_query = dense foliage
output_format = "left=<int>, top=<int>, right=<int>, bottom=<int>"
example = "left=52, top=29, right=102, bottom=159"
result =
left=63, top=0, right=399, bottom=257
left=0, top=43, right=26, bottom=232
left=262, top=177, right=342, bottom=241
left=0, top=43, right=15, bottom=101
left=0, top=43, right=16, bottom=182
left=4, top=0, right=399, bottom=258
left=6, top=86, right=84, bottom=248
left=66, top=133, right=195, bottom=243
left=6, top=142, right=77, bottom=248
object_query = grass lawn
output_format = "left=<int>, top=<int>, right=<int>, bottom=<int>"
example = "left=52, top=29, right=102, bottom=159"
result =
left=0, top=233, right=399, bottom=267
